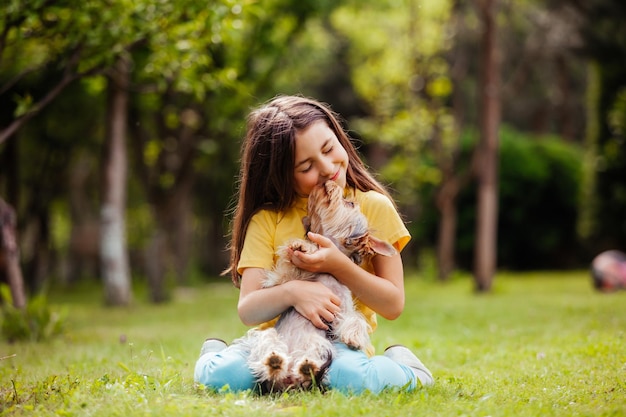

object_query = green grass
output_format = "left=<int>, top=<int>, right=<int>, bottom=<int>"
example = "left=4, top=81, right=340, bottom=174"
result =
left=1, top=271, right=625, bottom=416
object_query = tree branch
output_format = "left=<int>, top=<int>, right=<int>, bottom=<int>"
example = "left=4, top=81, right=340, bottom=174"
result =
left=0, top=66, right=38, bottom=96
left=0, top=42, right=105, bottom=145
left=0, top=72, right=76, bottom=145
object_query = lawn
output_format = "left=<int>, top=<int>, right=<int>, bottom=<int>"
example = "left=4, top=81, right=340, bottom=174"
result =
left=1, top=271, right=625, bottom=416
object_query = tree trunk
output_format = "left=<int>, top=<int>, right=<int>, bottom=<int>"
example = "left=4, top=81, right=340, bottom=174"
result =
left=100, top=56, right=132, bottom=306
left=436, top=177, right=459, bottom=281
left=130, top=98, right=199, bottom=294
left=433, top=0, right=472, bottom=282
left=473, top=0, right=501, bottom=292
left=169, top=170, right=194, bottom=285
left=28, top=209, right=51, bottom=294
left=145, top=227, right=168, bottom=303
left=67, top=152, right=100, bottom=283
left=1, top=137, right=19, bottom=210
left=145, top=177, right=194, bottom=301
left=0, top=198, right=26, bottom=309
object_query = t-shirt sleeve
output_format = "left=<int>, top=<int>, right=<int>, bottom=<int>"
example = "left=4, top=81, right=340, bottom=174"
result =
left=360, top=191, right=411, bottom=252
left=237, top=210, right=276, bottom=275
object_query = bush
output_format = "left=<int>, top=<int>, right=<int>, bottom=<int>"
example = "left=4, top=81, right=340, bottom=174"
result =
left=414, top=126, right=585, bottom=271
left=0, top=284, right=67, bottom=343
left=458, top=127, right=584, bottom=270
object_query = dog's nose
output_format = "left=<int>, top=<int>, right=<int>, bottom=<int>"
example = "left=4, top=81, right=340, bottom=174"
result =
left=323, top=180, right=338, bottom=193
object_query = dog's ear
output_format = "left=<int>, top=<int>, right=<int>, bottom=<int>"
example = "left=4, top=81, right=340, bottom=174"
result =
left=369, top=236, right=397, bottom=257
left=302, top=216, right=311, bottom=233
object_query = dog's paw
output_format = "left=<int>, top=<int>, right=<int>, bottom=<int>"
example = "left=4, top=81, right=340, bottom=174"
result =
left=293, top=346, right=332, bottom=390
left=298, top=359, right=318, bottom=379
left=341, top=334, right=364, bottom=350
left=265, top=351, right=288, bottom=377
left=295, top=359, right=320, bottom=389
left=335, top=315, right=371, bottom=351
left=288, top=242, right=309, bottom=254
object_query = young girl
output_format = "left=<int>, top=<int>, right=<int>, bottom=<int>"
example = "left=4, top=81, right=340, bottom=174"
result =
left=194, top=95, right=433, bottom=394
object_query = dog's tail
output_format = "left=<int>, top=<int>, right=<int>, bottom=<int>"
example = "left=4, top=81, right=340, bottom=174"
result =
left=312, top=349, right=333, bottom=393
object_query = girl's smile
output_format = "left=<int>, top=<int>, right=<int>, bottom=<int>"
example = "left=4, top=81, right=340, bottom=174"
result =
left=293, top=120, right=348, bottom=196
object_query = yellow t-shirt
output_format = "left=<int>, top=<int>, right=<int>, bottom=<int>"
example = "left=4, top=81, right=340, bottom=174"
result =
left=237, top=188, right=411, bottom=352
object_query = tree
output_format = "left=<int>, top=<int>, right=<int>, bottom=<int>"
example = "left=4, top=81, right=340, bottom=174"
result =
left=473, top=0, right=501, bottom=292
left=434, top=0, right=473, bottom=281
left=1, top=0, right=152, bottom=302
left=100, top=56, right=132, bottom=306
left=0, top=198, right=26, bottom=309
left=0, top=0, right=146, bottom=145
left=124, top=0, right=340, bottom=297
left=1, top=0, right=341, bottom=301
left=328, top=0, right=456, bottom=273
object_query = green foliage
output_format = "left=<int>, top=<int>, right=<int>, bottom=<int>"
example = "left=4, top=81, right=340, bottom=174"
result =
left=452, top=127, right=585, bottom=270
left=12, top=93, right=33, bottom=118
left=325, top=0, right=460, bottom=245
left=1, top=0, right=344, bottom=286
left=570, top=0, right=626, bottom=250
left=2, top=0, right=621, bottom=291
left=333, top=0, right=455, bottom=144
left=1, top=274, right=625, bottom=416
left=498, top=129, right=583, bottom=269
left=608, top=87, right=626, bottom=139
left=0, top=285, right=67, bottom=343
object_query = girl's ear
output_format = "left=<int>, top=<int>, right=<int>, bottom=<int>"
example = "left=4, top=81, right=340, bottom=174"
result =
left=369, top=236, right=397, bottom=257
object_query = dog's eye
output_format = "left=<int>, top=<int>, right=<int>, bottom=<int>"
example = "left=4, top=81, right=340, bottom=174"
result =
left=344, top=201, right=355, bottom=208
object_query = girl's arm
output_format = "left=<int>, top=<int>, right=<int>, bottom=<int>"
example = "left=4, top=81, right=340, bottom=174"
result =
left=291, top=232, right=405, bottom=320
left=238, top=267, right=342, bottom=329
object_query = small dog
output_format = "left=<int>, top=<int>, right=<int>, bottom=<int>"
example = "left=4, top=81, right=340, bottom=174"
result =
left=244, top=181, right=397, bottom=392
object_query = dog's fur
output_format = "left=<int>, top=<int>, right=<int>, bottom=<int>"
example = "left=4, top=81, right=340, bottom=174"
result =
left=241, top=181, right=396, bottom=392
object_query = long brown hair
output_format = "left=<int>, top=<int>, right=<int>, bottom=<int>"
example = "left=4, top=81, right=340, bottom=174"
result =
left=226, top=95, right=393, bottom=287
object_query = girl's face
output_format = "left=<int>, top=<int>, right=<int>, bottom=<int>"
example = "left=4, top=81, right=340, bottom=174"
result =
left=293, top=120, right=349, bottom=196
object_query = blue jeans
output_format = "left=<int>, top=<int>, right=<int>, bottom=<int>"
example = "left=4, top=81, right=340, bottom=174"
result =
left=194, top=341, right=418, bottom=394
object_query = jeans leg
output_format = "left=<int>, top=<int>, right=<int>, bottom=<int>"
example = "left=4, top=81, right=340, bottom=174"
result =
left=194, top=342, right=256, bottom=392
left=326, top=343, right=416, bottom=394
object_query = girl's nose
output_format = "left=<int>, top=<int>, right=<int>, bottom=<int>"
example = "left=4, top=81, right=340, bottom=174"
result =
left=319, top=157, right=334, bottom=178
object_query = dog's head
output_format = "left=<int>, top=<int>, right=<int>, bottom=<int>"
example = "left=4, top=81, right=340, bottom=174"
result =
left=303, top=181, right=396, bottom=263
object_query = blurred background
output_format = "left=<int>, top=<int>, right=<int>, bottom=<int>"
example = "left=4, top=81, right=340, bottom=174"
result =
left=0, top=0, right=624, bottom=306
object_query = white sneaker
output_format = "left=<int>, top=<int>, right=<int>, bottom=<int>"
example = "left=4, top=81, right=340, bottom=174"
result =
left=199, top=338, right=228, bottom=357
left=384, top=345, right=434, bottom=387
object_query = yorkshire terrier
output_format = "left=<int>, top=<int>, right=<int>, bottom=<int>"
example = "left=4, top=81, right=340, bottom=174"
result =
left=243, top=181, right=396, bottom=392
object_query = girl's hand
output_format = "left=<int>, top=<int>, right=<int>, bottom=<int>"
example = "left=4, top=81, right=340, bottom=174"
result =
left=290, top=232, right=346, bottom=274
left=290, top=231, right=407, bottom=320
left=287, top=280, right=341, bottom=330
left=238, top=267, right=340, bottom=329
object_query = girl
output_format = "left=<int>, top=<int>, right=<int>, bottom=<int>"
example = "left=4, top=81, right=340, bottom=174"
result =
left=194, top=95, right=434, bottom=394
